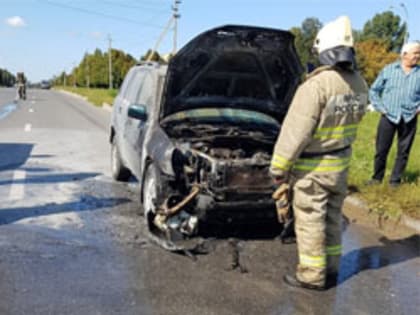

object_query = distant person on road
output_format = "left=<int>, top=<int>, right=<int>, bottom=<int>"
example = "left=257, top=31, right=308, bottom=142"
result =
left=270, top=16, right=368, bottom=291
left=16, top=72, right=26, bottom=100
left=368, top=41, right=420, bottom=187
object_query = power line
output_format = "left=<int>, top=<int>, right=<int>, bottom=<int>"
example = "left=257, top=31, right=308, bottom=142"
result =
left=102, top=0, right=171, bottom=12
left=148, top=0, right=181, bottom=59
left=100, top=1, right=172, bottom=26
left=40, top=0, right=166, bottom=29
left=141, top=8, right=173, bottom=27
left=126, top=0, right=172, bottom=6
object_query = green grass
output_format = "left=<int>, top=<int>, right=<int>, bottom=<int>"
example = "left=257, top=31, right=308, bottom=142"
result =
left=56, top=86, right=117, bottom=106
left=349, top=112, right=420, bottom=219
left=54, top=87, right=420, bottom=219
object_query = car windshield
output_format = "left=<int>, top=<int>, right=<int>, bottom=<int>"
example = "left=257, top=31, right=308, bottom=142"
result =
left=161, top=108, right=279, bottom=131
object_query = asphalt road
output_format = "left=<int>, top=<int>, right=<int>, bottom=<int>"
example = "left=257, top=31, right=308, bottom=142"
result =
left=0, top=87, right=418, bottom=315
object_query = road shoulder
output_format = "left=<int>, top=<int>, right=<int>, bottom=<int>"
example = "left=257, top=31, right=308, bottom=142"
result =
left=344, top=194, right=419, bottom=238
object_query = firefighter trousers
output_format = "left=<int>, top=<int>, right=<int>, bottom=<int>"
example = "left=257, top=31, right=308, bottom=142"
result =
left=291, top=170, right=347, bottom=287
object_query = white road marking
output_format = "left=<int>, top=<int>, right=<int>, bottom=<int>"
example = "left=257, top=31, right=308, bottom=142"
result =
left=9, top=170, right=26, bottom=200
left=24, top=123, right=31, bottom=132
left=29, top=108, right=34, bottom=113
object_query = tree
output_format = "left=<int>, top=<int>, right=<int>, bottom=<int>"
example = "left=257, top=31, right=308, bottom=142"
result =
left=52, top=71, right=67, bottom=86
left=108, top=49, right=136, bottom=88
left=140, top=49, right=168, bottom=63
left=355, top=39, right=399, bottom=85
left=68, top=48, right=136, bottom=89
left=360, top=11, right=406, bottom=52
left=290, top=17, right=323, bottom=71
left=0, top=68, right=15, bottom=87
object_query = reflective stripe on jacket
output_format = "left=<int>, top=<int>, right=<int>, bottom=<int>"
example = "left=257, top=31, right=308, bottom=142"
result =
left=270, top=66, right=368, bottom=176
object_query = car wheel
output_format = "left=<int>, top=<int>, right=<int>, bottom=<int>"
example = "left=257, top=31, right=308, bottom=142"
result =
left=142, top=163, right=162, bottom=230
left=111, top=136, right=131, bottom=181
left=142, top=163, right=201, bottom=251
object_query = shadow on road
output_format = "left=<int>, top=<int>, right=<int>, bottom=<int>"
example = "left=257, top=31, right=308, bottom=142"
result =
left=0, top=195, right=131, bottom=225
left=21, top=167, right=53, bottom=173
left=197, top=206, right=283, bottom=240
left=0, top=143, right=34, bottom=171
left=29, top=154, right=54, bottom=159
left=0, top=172, right=100, bottom=186
left=0, top=144, right=56, bottom=172
left=0, top=143, right=131, bottom=225
left=199, top=220, right=283, bottom=240
left=339, top=234, right=420, bottom=284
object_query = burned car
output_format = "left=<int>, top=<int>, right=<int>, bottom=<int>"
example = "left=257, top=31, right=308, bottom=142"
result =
left=110, top=25, right=303, bottom=250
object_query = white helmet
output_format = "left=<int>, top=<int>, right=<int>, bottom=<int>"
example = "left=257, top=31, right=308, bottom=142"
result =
left=313, top=16, right=354, bottom=54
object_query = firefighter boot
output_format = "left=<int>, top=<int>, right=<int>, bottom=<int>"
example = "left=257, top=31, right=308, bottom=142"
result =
left=283, top=273, right=325, bottom=291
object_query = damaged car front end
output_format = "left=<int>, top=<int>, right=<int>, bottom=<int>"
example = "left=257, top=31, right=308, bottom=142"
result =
left=144, top=109, right=282, bottom=250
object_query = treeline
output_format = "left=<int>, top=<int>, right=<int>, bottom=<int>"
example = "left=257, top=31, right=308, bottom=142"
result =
left=0, top=68, right=16, bottom=87
left=59, top=10, right=406, bottom=90
left=291, top=11, right=406, bottom=84
left=52, top=48, right=137, bottom=88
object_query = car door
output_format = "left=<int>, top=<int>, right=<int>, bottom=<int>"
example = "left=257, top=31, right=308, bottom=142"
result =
left=129, top=70, right=156, bottom=178
left=123, top=69, right=149, bottom=178
left=112, top=68, right=134, bottom=159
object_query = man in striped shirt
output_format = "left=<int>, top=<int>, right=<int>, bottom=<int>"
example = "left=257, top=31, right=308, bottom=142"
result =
left=369, top=41, right=420, bottom=187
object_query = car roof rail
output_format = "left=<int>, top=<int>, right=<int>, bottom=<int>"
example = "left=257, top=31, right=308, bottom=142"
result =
left=136, top=61, right=164, bottom=67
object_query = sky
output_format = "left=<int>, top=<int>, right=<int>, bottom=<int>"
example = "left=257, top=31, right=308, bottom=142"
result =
left=0, top=0, right=418, bottom=82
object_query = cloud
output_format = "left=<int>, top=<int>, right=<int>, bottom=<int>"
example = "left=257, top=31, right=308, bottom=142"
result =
left=5, top=16, right=26, bottom=28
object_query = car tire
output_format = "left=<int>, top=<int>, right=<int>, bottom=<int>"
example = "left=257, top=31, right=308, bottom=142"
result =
left=111, top=136, right=131, bottom=181
left=142, top=163, right=162, bottom=230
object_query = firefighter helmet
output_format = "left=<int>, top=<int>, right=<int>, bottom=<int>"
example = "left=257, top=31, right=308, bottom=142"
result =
left=313, top=16, right=353, bottom=54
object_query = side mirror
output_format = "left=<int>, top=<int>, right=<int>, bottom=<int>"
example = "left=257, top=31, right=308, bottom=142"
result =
left=128, top=104, right=148, bottom=121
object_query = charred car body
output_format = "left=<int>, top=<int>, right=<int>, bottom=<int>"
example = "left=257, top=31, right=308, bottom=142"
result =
left=110, top=25, right=303, bottom=250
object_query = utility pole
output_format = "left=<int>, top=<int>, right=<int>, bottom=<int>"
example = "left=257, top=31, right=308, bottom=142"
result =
left=108, top=34, right=113, bottom=90
left=172, top=0, right=181, bottom=55
left=150, top=17, right=173, bottom=61
left=390, top=2, right=409, bottom=43
left=72, top=62, right=76, bottom=88
left=400, top=2, right=409, bottom=43
left=86, top=62, right=90, bottom=89
left=148, top=0, right=181, bottom=61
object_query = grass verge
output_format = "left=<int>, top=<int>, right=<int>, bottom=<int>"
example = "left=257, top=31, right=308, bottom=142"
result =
left=56, top=86, right=117, bottom=106
left=349, top=112, right=420, bottom=219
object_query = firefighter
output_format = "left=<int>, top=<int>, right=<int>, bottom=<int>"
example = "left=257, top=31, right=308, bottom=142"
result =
left=270, top=16, right=368, bottom=290
left=16, top=72, right=27, bottom=100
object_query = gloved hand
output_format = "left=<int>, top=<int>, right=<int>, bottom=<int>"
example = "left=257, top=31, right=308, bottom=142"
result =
left=270, top=169, right=288, bottom=185
left=272, top=183, right=290, bottom=223
left=272, top=175, right=286, bottom=185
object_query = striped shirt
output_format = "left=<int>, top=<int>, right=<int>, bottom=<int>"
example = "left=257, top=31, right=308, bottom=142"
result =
left=369, top=61, right=420, bottom=123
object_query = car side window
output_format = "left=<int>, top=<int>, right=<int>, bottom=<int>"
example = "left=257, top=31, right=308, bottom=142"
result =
left=119, top=68, right=135, bottom=98
left=136, top=72, right=154, bottom=108
left=125, top=69, right=145, bottom=103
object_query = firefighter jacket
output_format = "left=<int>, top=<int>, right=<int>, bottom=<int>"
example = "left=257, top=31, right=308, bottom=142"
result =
left=270, top=65, right=368, bottom=177
left=16, top=73, right=26, bottom=85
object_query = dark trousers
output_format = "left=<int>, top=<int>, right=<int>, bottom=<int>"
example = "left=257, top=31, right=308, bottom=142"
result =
left=373, top=115, right=417, bottom=183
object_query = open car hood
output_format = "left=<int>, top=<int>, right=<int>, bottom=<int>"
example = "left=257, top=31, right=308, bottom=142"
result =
left=160, top=25, right=303, bottom=123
